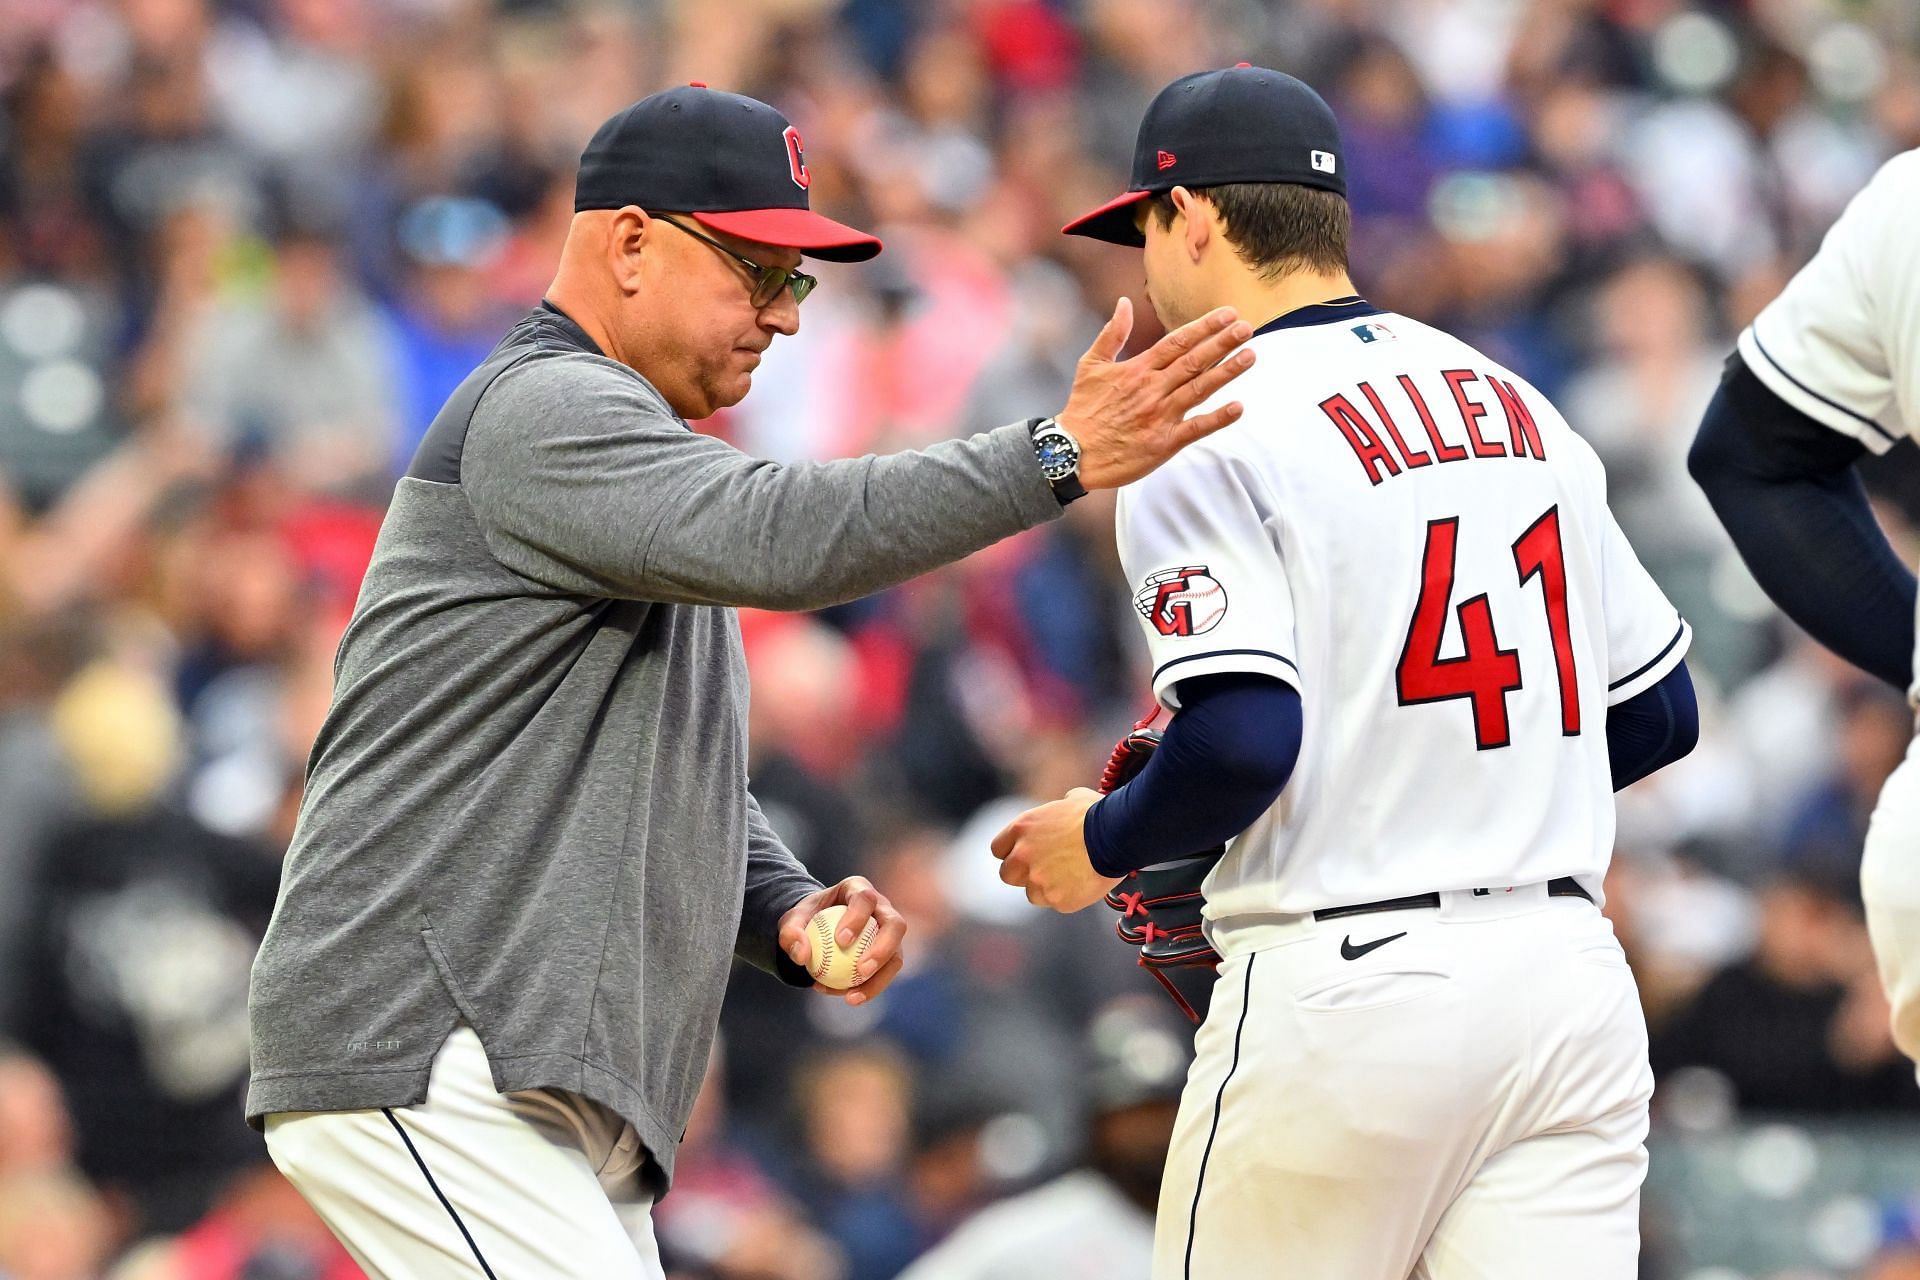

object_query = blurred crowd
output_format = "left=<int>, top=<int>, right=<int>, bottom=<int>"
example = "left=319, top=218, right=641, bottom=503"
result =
left=2, top=0, right=1919, bottom=1277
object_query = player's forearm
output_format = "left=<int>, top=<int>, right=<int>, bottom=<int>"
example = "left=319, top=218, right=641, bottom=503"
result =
left=638, top=423, right=1063, bottom=611
left=1605, top=662, right=1698, bottom=790
left=1085, top=673, right=1301, bottom=876
left=1689, top=357, right=1917, bottom=690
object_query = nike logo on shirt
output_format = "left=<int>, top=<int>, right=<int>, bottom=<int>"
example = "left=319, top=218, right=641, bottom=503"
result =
left=1340, top=931, right=1407, bottom=961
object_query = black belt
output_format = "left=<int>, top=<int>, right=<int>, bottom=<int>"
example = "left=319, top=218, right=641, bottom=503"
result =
left=1312, top=876, right=1593, bottom=922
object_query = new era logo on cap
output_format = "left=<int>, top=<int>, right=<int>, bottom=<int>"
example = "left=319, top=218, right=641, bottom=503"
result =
left=1157, top=150, right=1177, bottom=171
left=1311, top=149, right=1337, bottom=173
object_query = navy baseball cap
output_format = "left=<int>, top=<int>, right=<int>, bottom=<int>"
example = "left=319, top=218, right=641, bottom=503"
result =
left=1063, top=65, right=1346, bottom=247
left=575, top=84, right=881, bottom=263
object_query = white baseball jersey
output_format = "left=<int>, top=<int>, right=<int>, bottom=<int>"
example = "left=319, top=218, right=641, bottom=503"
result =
left=1116, top=298, right=1689, bottom=929
left=1736, top=148, right=1920, bottom=704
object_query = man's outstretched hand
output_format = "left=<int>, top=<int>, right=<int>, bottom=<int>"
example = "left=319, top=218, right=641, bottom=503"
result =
left=1058, top=299, right=1256, bottom=490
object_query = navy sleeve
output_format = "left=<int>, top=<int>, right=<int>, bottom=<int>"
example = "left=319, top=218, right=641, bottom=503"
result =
left=1689, top=353, right=1917, bottom=690
left=1083, top=672, right=1302, bottom=877
left=1605, top=661, right=1699, bottom=791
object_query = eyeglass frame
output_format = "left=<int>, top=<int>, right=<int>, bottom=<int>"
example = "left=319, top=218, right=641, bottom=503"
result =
left=649, top=212, right=818, bottom=308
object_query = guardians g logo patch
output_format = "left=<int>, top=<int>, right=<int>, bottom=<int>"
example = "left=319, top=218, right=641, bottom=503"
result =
left=1136, top=566, right=1228, bottom=637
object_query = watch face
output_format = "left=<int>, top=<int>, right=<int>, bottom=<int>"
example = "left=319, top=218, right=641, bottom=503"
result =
left=1036, top=432, right=1079, bottom=480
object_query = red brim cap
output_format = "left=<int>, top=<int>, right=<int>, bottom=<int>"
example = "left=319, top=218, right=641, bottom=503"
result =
left=1061, top=189, right=1153, bottom=247
left=692, top=207, right=882, bottom=263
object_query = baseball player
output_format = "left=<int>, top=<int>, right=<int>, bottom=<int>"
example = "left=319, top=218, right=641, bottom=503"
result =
left=1688, top=152, right=1920, bottom=1070
left=245, top=85, right=1257, bottom=1279
left=993, top=66, right=1699, bottom=1277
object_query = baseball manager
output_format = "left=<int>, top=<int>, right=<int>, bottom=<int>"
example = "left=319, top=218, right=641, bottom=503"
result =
left=245, top=84, right=1254, bottom=1277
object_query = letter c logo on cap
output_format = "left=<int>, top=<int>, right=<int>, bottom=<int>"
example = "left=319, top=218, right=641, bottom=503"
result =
left=784, top=126, right=811, bottom=190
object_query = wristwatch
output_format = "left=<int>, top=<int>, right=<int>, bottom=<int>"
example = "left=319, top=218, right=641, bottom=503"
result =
left=1028, top=417, right=1087, bottom=505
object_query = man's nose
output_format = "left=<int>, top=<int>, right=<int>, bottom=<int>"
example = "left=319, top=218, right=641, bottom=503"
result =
left=760, top=287, right=800, bottom=336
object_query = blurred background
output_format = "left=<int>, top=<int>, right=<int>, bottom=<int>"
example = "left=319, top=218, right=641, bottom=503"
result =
left=1, top=0, right=1919, bottom=1277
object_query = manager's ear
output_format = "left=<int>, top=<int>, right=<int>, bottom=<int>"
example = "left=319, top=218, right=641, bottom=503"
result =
left=1170, top=186, right=1210, bottom=262
left=607, top=206, right=653, bottom=295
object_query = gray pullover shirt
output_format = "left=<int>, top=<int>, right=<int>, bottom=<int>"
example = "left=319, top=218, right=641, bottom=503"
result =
left=245, top=304, right=1063, bottom=1191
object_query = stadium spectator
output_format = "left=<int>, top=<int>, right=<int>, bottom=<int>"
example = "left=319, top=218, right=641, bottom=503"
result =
left=1652, top=864, right=1920, bottom=1113
left=105, top=1164, right=359, bottom=1280
left=653, top=1042, right=846, bottom=1280
left=896, top=998, right=1189, bottom=1280
left=176, top=212, right=397, bottom=498
left=0, top=1047, right=72, bottom=1179
left=0, top=1168, right=114, bottom=1280
left=791, top=1042, right=922, bottom=1280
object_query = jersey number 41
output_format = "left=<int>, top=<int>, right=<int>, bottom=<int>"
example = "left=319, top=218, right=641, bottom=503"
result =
left=1396, top=506, right=1579, bottom=751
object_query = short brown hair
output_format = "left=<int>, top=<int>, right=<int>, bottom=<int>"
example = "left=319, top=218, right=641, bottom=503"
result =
left=1146, top=183, right=1350, bottom=278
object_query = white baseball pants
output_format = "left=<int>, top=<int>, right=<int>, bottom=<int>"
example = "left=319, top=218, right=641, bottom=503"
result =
left=1155, top=885, right=1652, bottom=1280
left=1863, top=728, right=1920, bottom=1074
left=263, top=1026, right=665, bottom=1279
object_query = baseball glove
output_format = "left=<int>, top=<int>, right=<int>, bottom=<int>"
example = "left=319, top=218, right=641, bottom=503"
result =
left=1099, top=708, right=1224, bottom=1024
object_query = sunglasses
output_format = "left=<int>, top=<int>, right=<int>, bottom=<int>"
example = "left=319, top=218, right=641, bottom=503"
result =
left=653, top=214, right=818, bottom=308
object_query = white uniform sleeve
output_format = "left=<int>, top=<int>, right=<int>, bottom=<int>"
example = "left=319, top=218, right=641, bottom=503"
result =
left=1599, top=506, right=1692, bottom=704
left=1115, top=444, right=1300, bottom=711
left=1735, top=149, right=1920, bottom=455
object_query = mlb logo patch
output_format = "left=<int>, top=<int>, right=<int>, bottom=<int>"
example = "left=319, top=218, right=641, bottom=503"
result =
left=1352, top=321, right=1396, bottom=343
left=1310, top=149, right=1337, bottom=174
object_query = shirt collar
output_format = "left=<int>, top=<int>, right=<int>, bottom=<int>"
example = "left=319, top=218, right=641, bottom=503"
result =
left=534, top=300, right=693, bottom=430
left=1251, top=294, right=1383, bottom=337
left=536, top=299, right=606, bottom=356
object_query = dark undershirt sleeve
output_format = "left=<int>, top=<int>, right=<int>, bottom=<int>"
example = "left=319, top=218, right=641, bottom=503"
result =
left=1084, top=659, right=1699, bottom=874
left=1606, top=661, right=1699, bottom=790
left=1688, top=353, right=1916, bottom=690
left=1083, top=672, right=1302, bottom=877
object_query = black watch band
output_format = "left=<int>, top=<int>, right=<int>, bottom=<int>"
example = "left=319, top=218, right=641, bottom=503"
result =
left=1048, top=469, right=1088, bottom=506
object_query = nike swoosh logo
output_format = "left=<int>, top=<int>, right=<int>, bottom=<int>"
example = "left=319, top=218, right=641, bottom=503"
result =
left=1340, top=931, right=1407, bottom=961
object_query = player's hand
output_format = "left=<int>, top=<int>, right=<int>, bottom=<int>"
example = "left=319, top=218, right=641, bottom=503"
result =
left=778, top=876, right=906, bottom=1007
left=991, top=788, right=1122, bottom=913
left=1056, top=298, right=1255, bottom=490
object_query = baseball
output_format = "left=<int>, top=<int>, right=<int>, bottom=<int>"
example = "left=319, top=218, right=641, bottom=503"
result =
left=806, top=905, right=877, bottom=990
